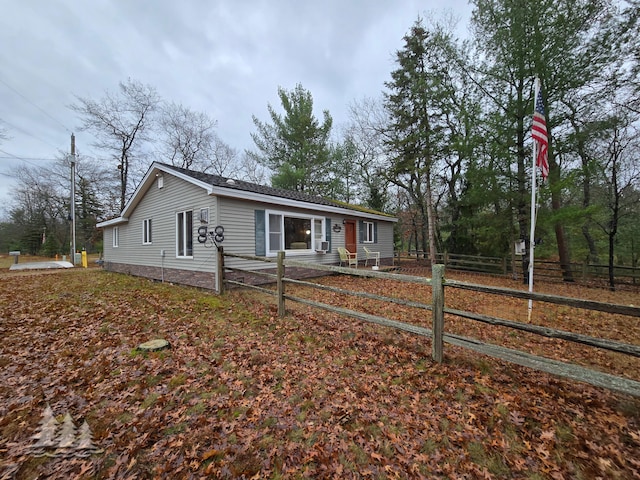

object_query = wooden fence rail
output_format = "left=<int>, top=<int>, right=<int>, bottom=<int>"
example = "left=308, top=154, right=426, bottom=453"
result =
left=218, top=249, right=640, bottom=397
left=397, top=251, right=640, bottom=285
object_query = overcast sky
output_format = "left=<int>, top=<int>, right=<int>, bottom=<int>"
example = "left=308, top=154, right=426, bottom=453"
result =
left=0, top=0, right=471, bottom=213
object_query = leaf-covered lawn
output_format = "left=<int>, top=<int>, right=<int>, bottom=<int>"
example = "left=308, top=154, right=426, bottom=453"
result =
left=290, top=268, right=640, bottom=380
left=1, top=268, right=639, bottom=479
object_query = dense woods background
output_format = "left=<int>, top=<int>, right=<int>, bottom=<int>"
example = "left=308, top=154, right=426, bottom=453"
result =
left=1, top=0, right=638, bottom=287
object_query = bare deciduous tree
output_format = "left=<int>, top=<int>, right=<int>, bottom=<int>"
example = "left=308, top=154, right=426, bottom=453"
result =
left=593, top=112, right=640, bottom=290
left=158, top=102, right=217, bottom=170
left=9, top=164, right=67, bottom=255
left=157, top=102, right=243, bottom=179
left=237, top=151, right=268, bottom=184
left=71, top=79, right=161, bottom=211
left=345, top=96, right=392, bottom=209
left=0, top=122, right=8, bottom=143
left=204, top=136, right=240, bottom=178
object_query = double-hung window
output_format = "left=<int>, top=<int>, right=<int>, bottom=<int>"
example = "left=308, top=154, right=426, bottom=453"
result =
left=363, top=221, right=375, bottom=243
left=268, top=214, right=283, bottom=253
left=113, top=227, right=119, bottom=248
left=143, top=219, right=152, bottom=245
left=176, top=210, right=193, bottom=257
left=313, top=218, right=323, bottom=249
left=266, top=212, right=325, bottom=254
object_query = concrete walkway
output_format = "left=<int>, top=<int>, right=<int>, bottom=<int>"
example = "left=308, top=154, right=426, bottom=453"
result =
left=9, top=261, right=74, bottom=271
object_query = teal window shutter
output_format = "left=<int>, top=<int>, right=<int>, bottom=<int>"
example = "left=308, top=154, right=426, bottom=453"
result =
left=374, top=222, right=378, bottom=243
left=255, top=210, right=265, bottom=256
left=325, top=217, right=331, bottom=252
left=359, top=220, right=364, bottom=243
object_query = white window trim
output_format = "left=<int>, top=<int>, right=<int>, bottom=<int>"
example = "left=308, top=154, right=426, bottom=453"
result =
left=142, top=218, right=152, bottom=245
left=176, top=210, right=193, bottom=258
left=363, top=221, right=375, bottom=243
left=112, top=226, right=119, bottom=248
left=265, top=209, right=326, bottom=256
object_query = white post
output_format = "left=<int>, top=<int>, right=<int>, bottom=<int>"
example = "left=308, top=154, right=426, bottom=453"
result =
left=70, top=134, right=76, bottom=264
left=527, top=79, right=540, bottom=322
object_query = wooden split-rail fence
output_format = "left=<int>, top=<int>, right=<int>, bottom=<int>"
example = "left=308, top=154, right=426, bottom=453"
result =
left=217, top=248, right=640, bottom=398
left=397, top=251, right=640, bottom=286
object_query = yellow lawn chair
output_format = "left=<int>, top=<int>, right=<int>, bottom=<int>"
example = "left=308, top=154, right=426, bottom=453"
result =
left=337, top=247, right=357, bottom=267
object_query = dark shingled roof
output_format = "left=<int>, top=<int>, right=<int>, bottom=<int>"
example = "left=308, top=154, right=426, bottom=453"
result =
left=159, top=162, right=392, bottom=217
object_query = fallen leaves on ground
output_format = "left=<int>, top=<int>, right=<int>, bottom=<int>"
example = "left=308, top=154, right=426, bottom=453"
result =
left=0, top=268, right=638, bottom=479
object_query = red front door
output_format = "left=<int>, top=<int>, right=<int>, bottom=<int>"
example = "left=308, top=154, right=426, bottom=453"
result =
left=345, top=220, right=357, bottom=253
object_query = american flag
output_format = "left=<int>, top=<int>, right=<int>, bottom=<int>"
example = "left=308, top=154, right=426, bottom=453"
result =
left=532, top=89, right=549, bottom=179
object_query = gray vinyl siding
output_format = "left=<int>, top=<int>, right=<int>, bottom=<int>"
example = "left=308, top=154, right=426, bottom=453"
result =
left=371, top=221, right=394, bottom=259
left=103, top=226, right=126, bottom=260
left=217, top=196, right=395, bottom=268
left=102, top=173, right=218, bottom=273
left=218, top=197, right=345, bottom=269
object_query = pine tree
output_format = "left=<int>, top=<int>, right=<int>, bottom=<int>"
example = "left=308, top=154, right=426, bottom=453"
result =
left=384, top=18, right=448, bottom=263
left=249, top=83, right=335, bottom=196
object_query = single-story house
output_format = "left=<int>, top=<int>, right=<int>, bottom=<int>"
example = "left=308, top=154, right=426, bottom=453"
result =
left=97, top=162, right=397, bottom=292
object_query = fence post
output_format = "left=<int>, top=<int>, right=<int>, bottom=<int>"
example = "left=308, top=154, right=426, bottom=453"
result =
left=432, top=264, right=445, bottom=363
left=217, top=246, right=225, bottom=294
left=277, top=250, right=285, bottom=317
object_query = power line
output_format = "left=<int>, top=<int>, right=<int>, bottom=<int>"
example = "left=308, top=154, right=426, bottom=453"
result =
left=0, top=77, right=104, bottom=160
left=0, top=76, right=120, bottom=161
left=0, top=155, right=57, bottom=161
left=0, top=74, right=72, bottom=133
left=0, top=149, right=54, bottom=169
left=0, top=118, right=63, bottom=151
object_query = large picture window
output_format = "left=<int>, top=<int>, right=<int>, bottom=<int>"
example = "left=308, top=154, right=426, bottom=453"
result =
left=177, top=210, right=193, bottom=257
left=267, top=212, right=325, bottom=253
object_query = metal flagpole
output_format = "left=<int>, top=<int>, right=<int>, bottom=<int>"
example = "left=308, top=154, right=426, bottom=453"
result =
left=70, top=133, right=76, bottom=264
left=527, top=78, right=540, bottom=322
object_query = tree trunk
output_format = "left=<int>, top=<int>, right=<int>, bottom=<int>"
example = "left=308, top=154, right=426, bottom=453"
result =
left=119, top=162, right=127, bottom=213
left=581, top=224, right=599, bottom=263
left=425, top=174, right=437, bottom=265
left=580, top=159, right=599, bottom=263
left=568, top=112, right=599, bottom=264
left=548, top=156, right=574, bottom=282
left=554, top=220, right=574, bottom=282
left=607, top=159, right=620, bottom=292
left=608, top=230, right=616, bottom=291
left=419, top=207, right=429, bottom=260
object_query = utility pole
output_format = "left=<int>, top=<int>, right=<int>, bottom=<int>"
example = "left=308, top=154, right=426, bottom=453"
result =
left=70, top=133, right=76, bottom=264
